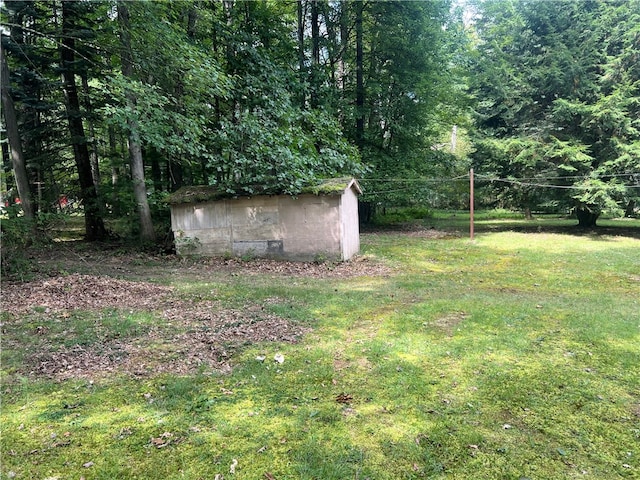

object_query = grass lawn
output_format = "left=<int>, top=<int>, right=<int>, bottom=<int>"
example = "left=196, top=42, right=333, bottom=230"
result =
left=1, top=216, right=639, bottom=479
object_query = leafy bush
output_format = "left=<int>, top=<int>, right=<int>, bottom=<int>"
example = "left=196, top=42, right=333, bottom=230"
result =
left=0, top=210, right=35, bottom=279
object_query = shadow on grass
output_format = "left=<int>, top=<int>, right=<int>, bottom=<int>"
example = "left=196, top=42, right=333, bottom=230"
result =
left=362, top=218, right=640, bottom=240
left=479, top=223, right=640, bottom=240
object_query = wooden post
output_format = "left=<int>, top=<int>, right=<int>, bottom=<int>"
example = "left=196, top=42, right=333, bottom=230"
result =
left=470, top=168, right=474, bottom=241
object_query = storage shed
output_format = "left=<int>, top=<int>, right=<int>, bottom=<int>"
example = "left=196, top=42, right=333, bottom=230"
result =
left=168, top=178, right=362, bottom=261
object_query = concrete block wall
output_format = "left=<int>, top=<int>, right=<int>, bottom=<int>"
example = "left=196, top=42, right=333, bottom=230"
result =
left=171, top=193, right=357, bottom=261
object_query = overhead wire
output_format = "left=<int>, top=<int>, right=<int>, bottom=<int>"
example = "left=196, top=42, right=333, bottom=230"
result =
left=359, top=172, right=640, bottom=196
left=475, top=174, right=640, bottom=190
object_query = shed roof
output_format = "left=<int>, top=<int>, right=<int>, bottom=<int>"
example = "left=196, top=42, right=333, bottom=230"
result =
left=301, top=177, right=362, bottom=196
left=167, top=178, right=361, bottom=205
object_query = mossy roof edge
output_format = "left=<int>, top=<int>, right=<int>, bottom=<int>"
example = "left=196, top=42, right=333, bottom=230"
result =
left=167, top=178, right=361, bottom=205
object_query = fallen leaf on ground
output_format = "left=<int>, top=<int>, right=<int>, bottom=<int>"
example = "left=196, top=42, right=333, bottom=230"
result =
left=150, top=432, right=173, bottom=448
left=336, top=393, right=353, bottom=403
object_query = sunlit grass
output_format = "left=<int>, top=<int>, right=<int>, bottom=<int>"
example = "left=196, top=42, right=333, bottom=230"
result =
left=2, top=221, right=639, bottom=479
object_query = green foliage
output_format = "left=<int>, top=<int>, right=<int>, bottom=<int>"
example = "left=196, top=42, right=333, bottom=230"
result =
left=470, top=0, right=640, bottom=220
left=0, top=210, right=34, bottom=278
left=3, top=0, right=471, bottom=238
left=174, top=231, right=202, bottom=255
left=371, top=206, right=433, bottom=226
left=572, top=178, right=627, bottom=219
left=211, top=107, right=363, bottom=195
left=354, top=0, right=470, bottom=208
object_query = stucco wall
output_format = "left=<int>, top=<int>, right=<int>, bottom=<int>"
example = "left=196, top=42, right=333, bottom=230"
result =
left=340, top=188, right=360, bottom=261
left=171, top=192, right=357, bottom=261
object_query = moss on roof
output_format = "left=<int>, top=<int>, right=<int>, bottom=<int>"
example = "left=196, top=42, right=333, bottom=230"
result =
left=166, top=185, right=229, bottom=205
left=167, top=178, right=361, bottom=205
left=300, top=177, right=362, bottom=195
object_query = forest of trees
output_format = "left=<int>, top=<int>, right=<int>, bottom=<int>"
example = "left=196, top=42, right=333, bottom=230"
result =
left=1, top=0, right=639, bottom=250
left=470, top=0, right=640, bottom=226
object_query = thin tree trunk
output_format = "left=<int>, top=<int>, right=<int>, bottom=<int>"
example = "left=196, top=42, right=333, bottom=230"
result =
left=355, top=0, right=364, bottom=149
left=340, top=0, right=348, bottom=93
left=324, top=2, right=338, bottom=88
left=168, top=161, right=184, bottom=192
left=118, top=1, right=155, bottom=242
left=223, top=0, right=239, bottom=123
left=310, top=0, right=320, bottom=108
left=1, top=45, right=35, bottom=221
left=625, top=200, right=636, bottom=217
left=81, top=73, right=101, bottom=189
left=297, top=0, right=306, bottom=108
left=60, top=2, right=107, bottom=241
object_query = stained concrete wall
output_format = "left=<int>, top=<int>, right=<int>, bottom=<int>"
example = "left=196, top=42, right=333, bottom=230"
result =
left=340, top=187, right=360, bottom=261
left=171, top=192, right=359, bottom=261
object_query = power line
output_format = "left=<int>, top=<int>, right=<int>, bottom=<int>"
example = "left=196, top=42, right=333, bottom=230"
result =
left=360, top=175, right=469, bottom=183
left=359, top=173, right=640, bottom=195
left=476, top=175, right=640, bottom=190
left=361, top=173, right=637, bottom=182
left=480, top=173, right=636, bottom=180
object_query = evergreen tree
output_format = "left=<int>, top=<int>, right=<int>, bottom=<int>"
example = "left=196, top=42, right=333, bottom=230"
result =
left=470, top=0, right=640, bottom=225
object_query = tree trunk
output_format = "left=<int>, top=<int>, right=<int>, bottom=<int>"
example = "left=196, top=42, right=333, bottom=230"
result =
left=60, top=2, right=107, bottom=241
left=107, top=126, right=118, bottom=211
left=1, top=44, right=35, bottom=221
left=81, top=73, right=101, bottom=189
left=297, top=0, right=306, bottom=108
left=355, top=0, right=364, bottom=149
left=118, top=1, right=156, bottom=243
left=168, top=161, right=184, bottom=192
left=339, top=0, right=348, bottom=93
left=576, top=205, right=599, bottom=228
left=524, top=206, right=533, bottom=221
left=310, top=0, right=320, bottom=108
left=223, top=0, right=239, bottom=122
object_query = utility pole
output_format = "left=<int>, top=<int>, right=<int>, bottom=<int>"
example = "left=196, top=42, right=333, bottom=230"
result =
left=470, top=168, right=474, bottom=241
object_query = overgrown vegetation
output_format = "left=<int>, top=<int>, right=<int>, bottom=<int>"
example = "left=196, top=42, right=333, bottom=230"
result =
left=2, top=216, right=639, bottom=479
left=0, top=208, right=35, bottom=277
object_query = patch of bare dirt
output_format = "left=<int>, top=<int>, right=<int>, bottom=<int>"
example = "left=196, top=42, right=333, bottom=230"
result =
left=432, top=311, right=468, bottom=336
